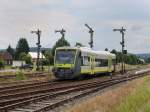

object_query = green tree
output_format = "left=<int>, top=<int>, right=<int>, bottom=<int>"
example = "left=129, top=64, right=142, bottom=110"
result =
left=130, top=54, right=138, bottom=65
left=111, top=49, right=117, bottom=55
left=19, top=52, right=27, bottom=60
left=125, top=55, right=132, bottom=64
left=110, top=49, right=139, bottom=65
left=43, top=50, right=53, bottom=65
left=116, top=52, right=122, bottom=63
left=51, top=37, right=70, bottom=56
left=146, top=58, right=150, bottom=63
left=7, top=45, right=14, bottom=58
left=25, top=54, right=32, bottom=64
left=15, top=38, right=30, bottom=59
left=19, top=52, right=31, bottom=64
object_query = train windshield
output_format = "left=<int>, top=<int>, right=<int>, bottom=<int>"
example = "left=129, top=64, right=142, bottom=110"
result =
left=56, top=50, right=76, bottom=64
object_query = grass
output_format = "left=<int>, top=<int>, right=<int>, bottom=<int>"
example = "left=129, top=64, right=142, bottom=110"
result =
left=4, top=65, right=12, bottom=69
left=114, top=76, right=150, bottom=112
left=15, top=71, right=27, bottom=81
left=115, top=63, right=144, bottom=72
left=65, top=75, right=150, bottom=112
left=0, top=69, right=54, bottom=83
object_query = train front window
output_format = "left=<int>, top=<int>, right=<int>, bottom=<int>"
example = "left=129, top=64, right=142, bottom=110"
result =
left=56, top=50, right=76, bottom=64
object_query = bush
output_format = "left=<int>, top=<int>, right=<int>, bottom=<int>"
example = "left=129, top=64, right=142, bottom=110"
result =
left=16, top=71, right=27, bottom=80
left=0, top=58, right=4, bottom=69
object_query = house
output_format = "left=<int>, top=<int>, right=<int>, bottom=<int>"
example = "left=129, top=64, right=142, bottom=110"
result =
left=0, top=52, right=13, bottom=65
left=12, top=61, right=26, bottom=68
left=28, top=52, right=45, bottom=63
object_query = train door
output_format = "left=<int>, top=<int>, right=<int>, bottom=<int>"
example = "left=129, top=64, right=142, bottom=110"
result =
left=90, top=55, right=95, bottom=74
left=81, top=56, right=91, bottom=74
left=108, top=57, right=112, bottom=72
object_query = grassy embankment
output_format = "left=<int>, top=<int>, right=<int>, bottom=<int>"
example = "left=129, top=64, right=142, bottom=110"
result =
left=0, top=66, right=54, bottom=83
left=115, top=75, right=150, bottom=112
left=0, top=72, right=53, bottom=83
left=65, top=74, right=150, bottom=112
left=116, top=63, right=150, bottom=72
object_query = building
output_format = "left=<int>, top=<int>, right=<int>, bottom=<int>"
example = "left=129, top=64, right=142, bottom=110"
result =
left=28, top=52, right=45, bottom=63
left=12, top=61, right=26, bottom=68
left=0, top=52, right=13, bottom=65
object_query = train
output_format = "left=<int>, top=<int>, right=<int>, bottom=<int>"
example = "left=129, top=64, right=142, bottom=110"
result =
left=52, top=46, right=116, bottom=79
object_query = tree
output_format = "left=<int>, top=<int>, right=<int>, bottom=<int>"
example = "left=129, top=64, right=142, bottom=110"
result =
left=19, top=52, right=27, bottom=60
left=129, top=55, right=138, bottom=65
left=75, top=42, right=84, bottom=47
left=43, top=50, right=54, bottom=65
left=19, top=52, right=31, bottom=64
left=51, top=37, right=70, bottom=56
left=105, top=48, right=109, bottom=51
left=125, top=54, right=132, bottom=64
left=25, top=54, right=32, bottom=64
left=7, top=45, right=14, bottom=58
left=110, top=49, right=139, bottom=65
left=15, top=38, right=30, bottom=59
left=146, top=58, right=150, bottom=63
left=111, top=49, right=117, bottom=54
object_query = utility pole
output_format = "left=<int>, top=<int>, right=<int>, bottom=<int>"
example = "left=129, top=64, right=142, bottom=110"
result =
left=113, top=27, right=126, bottom=74
left=41, top=50, right=45, bottom=71
left=31, top=29, right=41, bottom=71
left=85, top=24, right=94, bottom=49
left=55, top=28, right=66, bottom=39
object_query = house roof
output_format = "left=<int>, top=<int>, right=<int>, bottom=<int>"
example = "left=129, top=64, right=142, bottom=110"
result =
left=29, top=52, right=45, bottom=59
left=0, top=52, right=13, bottom=60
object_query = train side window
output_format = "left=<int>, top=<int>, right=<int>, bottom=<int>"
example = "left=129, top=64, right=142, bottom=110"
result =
left=82, top=56, right=89, bottom=66
left=95, top=59, right=108, bottom=67
left=88, top=57, right=90, bottom=61
left=101, top=59, right=108, bottom=66
left=95, top=59, right=101, bottom=67
left=81, top=56, right=84, bottom=65
left=79, top=52, right=81, bottom=58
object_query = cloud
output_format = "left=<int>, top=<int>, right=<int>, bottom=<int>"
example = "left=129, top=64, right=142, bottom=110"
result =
left=0, top=0, right=78, bottom=48
left=0, top=0, right=150, bottom=53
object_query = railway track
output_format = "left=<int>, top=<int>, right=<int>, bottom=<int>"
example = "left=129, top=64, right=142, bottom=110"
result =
left=0, top=76, right=110, bottom=94
left=0, top=77, right=114, bottom=107
left=0, top=79, right=59, bottom=92
left=0, top=69, right=149, bottom=112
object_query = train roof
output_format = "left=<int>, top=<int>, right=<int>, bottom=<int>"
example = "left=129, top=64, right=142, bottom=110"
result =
left=79, top=47, right=116, bottom=59
left=56, top=46, right=116, bottom=59
left=56, top=46, right=77, bottom=50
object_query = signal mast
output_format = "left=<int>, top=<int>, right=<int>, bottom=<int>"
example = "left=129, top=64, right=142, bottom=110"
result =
left=55, top=28, right=66, bottom=39
left=85, top=24, right=94, bottom=49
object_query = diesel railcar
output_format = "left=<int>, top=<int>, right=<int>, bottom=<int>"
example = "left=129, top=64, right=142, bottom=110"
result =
left=52, top=47, right=116, bottom=79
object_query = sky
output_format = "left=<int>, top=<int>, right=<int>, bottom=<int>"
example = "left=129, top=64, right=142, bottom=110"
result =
left=0, top=0, right=150, bottom=53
